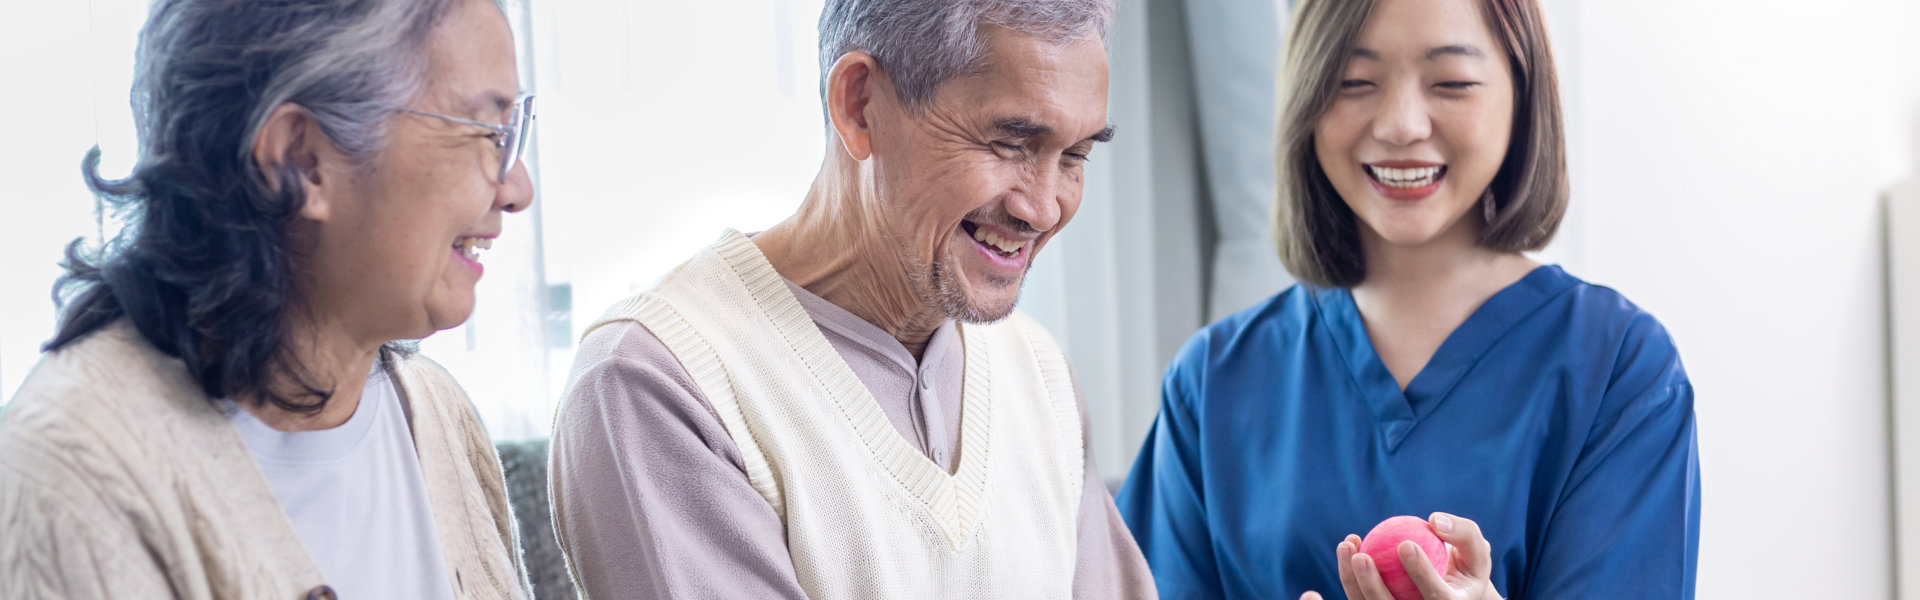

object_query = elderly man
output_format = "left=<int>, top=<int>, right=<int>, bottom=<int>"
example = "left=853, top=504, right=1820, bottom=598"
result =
left=548, top=0, right=1153, bottom=598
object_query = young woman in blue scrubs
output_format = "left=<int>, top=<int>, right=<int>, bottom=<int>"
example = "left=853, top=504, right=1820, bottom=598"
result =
left=1116, top=0, right=1700, bottom=598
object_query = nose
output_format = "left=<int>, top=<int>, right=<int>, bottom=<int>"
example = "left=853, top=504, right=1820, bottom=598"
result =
left=497, top=159, right=535, bottom=213
left=1371, top=83, right=1432, bottom=147
left=1006, top=164, right=1065, bottom=233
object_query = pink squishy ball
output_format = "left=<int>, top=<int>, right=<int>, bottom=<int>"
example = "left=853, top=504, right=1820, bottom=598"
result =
left=1359, top=515, right=1450, bottom=600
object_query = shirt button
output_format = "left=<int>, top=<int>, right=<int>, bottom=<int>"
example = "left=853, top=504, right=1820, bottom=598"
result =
left=919, top=378, right=931, bottom=390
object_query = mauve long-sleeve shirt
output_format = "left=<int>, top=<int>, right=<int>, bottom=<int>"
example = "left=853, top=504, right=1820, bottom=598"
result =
left=550, top=280, right=1157, bottom=599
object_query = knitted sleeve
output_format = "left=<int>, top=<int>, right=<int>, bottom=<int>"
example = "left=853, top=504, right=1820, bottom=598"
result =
left=396, top=355, right=534, bottom=600
left=455, top=388, right=534, bottom=596
left=0, top=441, right=176, bottom=598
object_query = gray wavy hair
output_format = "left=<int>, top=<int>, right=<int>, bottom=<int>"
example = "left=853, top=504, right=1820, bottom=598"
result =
left=50, top=0, right=465, bottom=414
left=129, top=0, right=459, bottom=178
left=817, top=0, right=1115, bottom=111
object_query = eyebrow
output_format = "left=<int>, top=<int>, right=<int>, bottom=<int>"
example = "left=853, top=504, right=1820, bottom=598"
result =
left=995, top=118, right=1053, bottom=139
left=1349, top=45, right=1488, bottom=61
left=995, top=118, right=1118, bottom=144
left=465, top=90, right=518, bottom=116
left=1088, top=123, right=1116, bottom=144
left=1426, top=44, right=1486, bottom=60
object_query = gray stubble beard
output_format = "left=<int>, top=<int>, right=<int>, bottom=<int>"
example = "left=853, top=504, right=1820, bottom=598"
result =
left=909, top=244, right=1028, bottom=325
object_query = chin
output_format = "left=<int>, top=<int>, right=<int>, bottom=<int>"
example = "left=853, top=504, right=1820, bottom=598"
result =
left=962, top=265, right=1030, bottom=319
left=963, top=292, right=1021, bottom=323
left=424, top=301, right=478, bottom=334
left=1360, top=208, right=1455, bottom=246
left=1375, top=227, right=1448, bottom=247
left=929, top=262, right=1024, bottom=324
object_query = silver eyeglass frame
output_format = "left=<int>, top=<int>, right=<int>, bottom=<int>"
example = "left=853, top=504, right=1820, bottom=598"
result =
left=396, top=92, right=536, bottom=184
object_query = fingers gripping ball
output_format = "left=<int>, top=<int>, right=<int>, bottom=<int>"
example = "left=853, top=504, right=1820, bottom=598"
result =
left=1359, top=516, right=1449, bottom=600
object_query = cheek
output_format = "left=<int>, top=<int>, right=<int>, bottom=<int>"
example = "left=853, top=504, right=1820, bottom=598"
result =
left=1314, top=108, right=1365, bottom=177
left=383, top=187, right=484, bottom=275
left=1439, top=101, right=1515, bottom=181
left=927, top=161, right=1003, bottom=218
left=385, top=221, right=448, bottom=285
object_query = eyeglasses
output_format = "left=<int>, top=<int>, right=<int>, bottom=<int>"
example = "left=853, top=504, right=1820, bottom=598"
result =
left=396, top=93, right=536, bottom=184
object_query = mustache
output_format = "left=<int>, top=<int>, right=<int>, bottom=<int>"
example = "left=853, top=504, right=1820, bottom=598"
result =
left=961, top=210, right=1039, bottom=236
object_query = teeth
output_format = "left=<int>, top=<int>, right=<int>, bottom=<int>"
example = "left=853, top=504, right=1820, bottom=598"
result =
left=1370, top=165, right=1443, bottom=189
left=454, top=237, right=489, bottom=261
left=970, top=226, right=1025, bottom=255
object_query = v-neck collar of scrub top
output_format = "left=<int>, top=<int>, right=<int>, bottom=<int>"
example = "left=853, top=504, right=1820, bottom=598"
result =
left=1310, top=264, right=1580, bottom=451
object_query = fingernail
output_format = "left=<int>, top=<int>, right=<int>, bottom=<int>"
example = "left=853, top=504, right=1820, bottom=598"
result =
left=1431, top=513, right=1454, bottom=534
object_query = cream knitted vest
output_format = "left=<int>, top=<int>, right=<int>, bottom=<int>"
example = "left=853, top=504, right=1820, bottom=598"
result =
left=587, top=230, right=1084, bottom=599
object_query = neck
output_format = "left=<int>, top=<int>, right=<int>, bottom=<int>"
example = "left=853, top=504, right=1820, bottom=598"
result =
left=237, top=312, right=383, bottom=432
left=754, top=158, right=947, bottom=359
left=1350, top=216, right=1539, bottom=315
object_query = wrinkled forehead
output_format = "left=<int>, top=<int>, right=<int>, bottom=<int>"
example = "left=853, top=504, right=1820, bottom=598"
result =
left=936, top=29, right=1111, bottom=139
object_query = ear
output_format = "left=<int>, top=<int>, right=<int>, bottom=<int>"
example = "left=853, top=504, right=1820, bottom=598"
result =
left=250, top=103, right=333, bottom=222
left=824, top=51, right=882, bottom=161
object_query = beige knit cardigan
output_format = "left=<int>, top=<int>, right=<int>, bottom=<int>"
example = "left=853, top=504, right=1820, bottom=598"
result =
left=0, top=321, right=530, bottom=599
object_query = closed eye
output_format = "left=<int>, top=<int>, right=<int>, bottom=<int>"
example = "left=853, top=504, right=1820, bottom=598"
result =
left=1436, top=81, right=1481, bottom=90
left=1340, top=79, right=1375, bottom=89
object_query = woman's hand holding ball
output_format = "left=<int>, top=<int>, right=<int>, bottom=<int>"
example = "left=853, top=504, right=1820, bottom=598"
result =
left=1299, top=512, right=1502, bottom=600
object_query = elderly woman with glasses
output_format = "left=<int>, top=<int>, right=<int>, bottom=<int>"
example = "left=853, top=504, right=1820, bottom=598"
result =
left=0, top=0, right=537, bottom=598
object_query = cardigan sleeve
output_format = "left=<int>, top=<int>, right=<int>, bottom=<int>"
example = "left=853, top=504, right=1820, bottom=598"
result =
left=0, top=440, right=176, bottom=598
left=455, top=385, right=534, bottom=596
left=395, top=355, right=533, bottom=600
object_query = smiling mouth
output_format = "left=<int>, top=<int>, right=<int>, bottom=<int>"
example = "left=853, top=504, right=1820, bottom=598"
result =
left=454, top=236, right=493, bottom=262
left=960, top=221, right=1028, bottom=259
left=1365, top=164, right=1447, bottom=189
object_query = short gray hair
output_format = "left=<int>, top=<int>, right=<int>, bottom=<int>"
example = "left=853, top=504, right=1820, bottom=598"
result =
left=817, top=0, right=1114, bottom=111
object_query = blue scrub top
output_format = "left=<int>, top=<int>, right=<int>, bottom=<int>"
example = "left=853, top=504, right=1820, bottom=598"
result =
left=1117, top=265, right=1699, bottom=600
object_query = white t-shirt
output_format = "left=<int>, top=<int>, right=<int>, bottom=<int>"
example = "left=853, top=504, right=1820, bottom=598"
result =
left=228, top=365, right=458, bottom=600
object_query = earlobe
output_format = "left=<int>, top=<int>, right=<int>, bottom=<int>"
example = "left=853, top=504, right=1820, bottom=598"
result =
left=826, top=52, right=878, bottom=161
left=252, top=103, right=331, bottom=221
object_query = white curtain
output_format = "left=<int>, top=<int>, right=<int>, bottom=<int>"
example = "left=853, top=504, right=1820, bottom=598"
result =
left=1020, top=0, right=1293, bottom=483
left=1186, top=0, right=1294, bottom=322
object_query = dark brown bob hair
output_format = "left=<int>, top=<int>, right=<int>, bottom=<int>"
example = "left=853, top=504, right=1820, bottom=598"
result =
left=1274, top=0, right=1567, bottom=288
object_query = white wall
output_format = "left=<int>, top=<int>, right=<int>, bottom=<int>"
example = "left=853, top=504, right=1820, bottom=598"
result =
left=0, top=0, right=146, bottom=405
left=1892, top=180, right=1920, bottom=597
left=1557, top=0, right=1920, bottom=597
